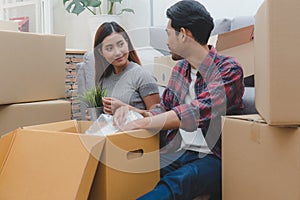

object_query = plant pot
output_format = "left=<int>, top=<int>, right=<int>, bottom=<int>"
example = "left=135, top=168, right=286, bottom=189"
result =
left=87, top=106, right=104, bottom=121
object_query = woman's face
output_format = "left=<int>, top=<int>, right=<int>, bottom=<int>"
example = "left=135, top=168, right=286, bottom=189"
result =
left=100, top=32, right=130, bottom=70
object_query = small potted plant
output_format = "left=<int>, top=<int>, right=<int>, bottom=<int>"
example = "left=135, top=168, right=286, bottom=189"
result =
left=63, top=0, right=134, bottom=16
left=81, top=85, right=107, bottom=120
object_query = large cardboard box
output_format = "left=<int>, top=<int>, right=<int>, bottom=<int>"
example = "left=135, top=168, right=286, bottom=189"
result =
left=209, top=25, right=254, bottom=78
left=26, top=120, right=160, bottom=199
left=254, top=0, right=300, bottom=125
left=0, top=30, right=66, bottom=105
left=0, top=121, right=105, bottom=199
left=0, top=20, right=18, bottom=31
left=0, top=99, right=71, bottom=136
left=222, top=115, right=300, bottom=200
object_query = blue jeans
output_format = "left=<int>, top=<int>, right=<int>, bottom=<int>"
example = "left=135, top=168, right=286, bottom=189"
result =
left=137, top=150, right=221, bottom=200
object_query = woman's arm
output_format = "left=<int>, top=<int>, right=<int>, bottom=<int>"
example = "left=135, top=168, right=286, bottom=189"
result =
left=142, top=93, right=160, bottom=110
left=102, top=97, right=152, bottom=117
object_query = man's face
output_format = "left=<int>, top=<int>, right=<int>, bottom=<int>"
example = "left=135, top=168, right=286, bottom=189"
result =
left=166, top=20, right=183, bottom=61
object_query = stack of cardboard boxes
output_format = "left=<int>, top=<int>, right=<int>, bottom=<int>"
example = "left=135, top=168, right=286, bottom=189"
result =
left=222, top=0, right=300, bottom=199
left=0, top=27, right=71, bottom=136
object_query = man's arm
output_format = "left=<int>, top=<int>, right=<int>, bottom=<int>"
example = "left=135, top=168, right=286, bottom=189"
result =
left=118, top=110, right=181, bottom=131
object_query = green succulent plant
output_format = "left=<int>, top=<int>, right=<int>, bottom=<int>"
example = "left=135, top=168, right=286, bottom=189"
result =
left=81, top=85, right=107, bottom=108
left=63, top=0, right=134, bottom=16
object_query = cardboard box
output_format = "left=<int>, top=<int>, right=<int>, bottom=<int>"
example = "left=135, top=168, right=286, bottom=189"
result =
left=209, top=25, right=254, bottom=78
left=0, top=30, right=66, bottom=105
left=222, top=115, right=300, bottom=200
left=0, top=20, right=18, bottom=31
left=153, top=55, right=178, bottom=87
left=0, top=121, right=105, bottom=200
left=0, top=99, right=71, bottom=136
left=26, top=120, right=160, bottom=199
left=254, top=0, right=300, bottom=125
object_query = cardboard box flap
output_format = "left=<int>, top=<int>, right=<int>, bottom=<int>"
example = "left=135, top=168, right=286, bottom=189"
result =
left=0, top=129, right=18, bottom=172
left=216, top=25, right=254, bottom=51
left=0, top=128, right=105, bottom=200
left=24, top=120, right=93, bottom=133
left=24, top=120, right=79, bottom=132
left=24, top=121, right=104, bottom=158
left=223, top=114, right=265, bottom=124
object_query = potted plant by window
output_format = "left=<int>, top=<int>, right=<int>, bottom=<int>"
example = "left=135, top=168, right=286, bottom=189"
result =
left=63, top=0, right=134, bottom=16
left=63, top=0, right=134, bottom=40
left=81, top=85, right=107, bottom=121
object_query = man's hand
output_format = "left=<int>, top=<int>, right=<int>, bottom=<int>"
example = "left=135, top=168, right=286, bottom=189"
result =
left=112, top=105, right=130, bottom=128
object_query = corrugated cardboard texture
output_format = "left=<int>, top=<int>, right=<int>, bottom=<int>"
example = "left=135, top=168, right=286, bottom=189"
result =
left=0, top=31, right=66, bottom=105
left=254, top=0, right=300, bottom=125
left=0, top=128, right=105, bottom=200
left=0, top=20, right=18, bottom=31
left=222, top=115, right=300, bottom=200
left=0, top=99, right=71, bottom=136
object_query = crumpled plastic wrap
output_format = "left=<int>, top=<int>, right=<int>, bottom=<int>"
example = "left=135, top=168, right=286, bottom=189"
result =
left=85, top=110, right=143, bottom=136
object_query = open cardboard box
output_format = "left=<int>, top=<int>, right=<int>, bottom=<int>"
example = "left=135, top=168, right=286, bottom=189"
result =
left=8, top=120, right=160, bottom=200
left=0, top=120, right=105, bottom=200
left=222, top=114, right=300, bottom=200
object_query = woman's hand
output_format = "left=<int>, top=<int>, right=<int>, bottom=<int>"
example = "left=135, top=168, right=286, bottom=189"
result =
left=102, top=97, right=126, bottom=115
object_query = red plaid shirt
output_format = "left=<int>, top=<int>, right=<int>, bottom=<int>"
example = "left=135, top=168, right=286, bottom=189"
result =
left=151, top=46, right=244, bottom=158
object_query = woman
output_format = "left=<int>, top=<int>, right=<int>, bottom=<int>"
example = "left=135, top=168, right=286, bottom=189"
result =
left=94, top=21, right=160, bottom=114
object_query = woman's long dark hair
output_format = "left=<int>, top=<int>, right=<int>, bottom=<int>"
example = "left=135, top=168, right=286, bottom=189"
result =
left=93, top=21, right=141, bottom=86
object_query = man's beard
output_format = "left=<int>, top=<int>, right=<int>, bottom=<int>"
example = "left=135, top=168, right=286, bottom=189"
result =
left=171, top=52, right=183, bottom=61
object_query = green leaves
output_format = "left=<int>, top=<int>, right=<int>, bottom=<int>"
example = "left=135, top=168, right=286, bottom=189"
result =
left=63, top=0, right=134, bottom=16
left=63, top=0, right=101, bottom=15
left=81, top=85, right=107, bottom=108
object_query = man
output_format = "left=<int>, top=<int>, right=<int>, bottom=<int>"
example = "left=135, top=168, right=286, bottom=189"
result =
left=110, top=0, right=244, bottom=199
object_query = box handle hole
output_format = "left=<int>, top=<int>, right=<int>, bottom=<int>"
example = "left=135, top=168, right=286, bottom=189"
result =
left=127, top=149, right=144, bottom=160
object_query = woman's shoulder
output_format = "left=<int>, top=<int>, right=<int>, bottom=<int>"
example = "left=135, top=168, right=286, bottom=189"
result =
left=127, top=62, right=150, bottom=75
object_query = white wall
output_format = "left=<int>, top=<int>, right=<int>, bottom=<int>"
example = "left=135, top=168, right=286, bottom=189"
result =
left=152, top=0, right=264, bottom=26
left=52, top=0, right=264, bottom=51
